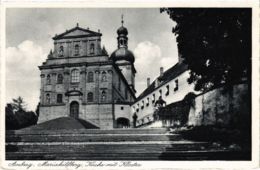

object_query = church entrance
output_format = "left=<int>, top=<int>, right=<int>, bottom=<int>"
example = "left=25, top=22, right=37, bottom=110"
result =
left=70, top=101, right=79, bottom=118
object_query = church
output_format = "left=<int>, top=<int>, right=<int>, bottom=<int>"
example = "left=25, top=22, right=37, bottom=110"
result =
left=38, top=19, right=137, bottom=129
left=38, top=18, right=194, bottom=129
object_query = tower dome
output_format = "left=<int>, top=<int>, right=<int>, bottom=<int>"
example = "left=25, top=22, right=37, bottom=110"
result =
left=110, top=15, right=135, bottom=63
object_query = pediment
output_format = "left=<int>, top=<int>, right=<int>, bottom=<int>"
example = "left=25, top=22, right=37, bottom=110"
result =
left=53, top=26, right=102, bottom=40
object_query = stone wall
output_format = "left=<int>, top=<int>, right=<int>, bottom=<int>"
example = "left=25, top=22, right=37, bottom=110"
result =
left=187, top=83, right=249, bottom=127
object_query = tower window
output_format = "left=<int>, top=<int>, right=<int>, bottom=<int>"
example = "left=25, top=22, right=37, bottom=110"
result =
left=57, top=74, right=63, bottom=84
left=46, top=75, right=51, bottom=85
left=101, top=90, right=106, bottom=102
left=57, top=94, right=63, bottom=103
left=75, top=44, right=79, bottom=56
left=87, top=92, right=94, bottom=102
left=121, top=106, right=124, bottom=110
left=88, top=72, right=94, bottom=82
left=59, top=46, right=64, bottom=57
left=90, top=43, right=95, bottom=54
left=46, top=94, right=50, bottom=104
left=71, top=69, right=80, bottom=83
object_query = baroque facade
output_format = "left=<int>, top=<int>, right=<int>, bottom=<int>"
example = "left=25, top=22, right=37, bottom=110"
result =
left=38, top=22, right=136, bottom=129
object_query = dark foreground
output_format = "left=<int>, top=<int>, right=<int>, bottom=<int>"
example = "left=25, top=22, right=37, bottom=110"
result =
left=6, top=127, right=250, bottom=160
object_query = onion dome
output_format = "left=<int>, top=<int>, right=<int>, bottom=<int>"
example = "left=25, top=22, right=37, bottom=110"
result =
left=110, top=15, right=135, bottom=64
left=111, top=48, right=135, bottom=63
left=117, top=26, right=128, bottom=35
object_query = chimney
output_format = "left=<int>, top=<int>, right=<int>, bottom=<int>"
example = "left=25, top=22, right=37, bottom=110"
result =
left=160, top=67, right=164, bottom=77
left=147, top=78, right=150, bottom=87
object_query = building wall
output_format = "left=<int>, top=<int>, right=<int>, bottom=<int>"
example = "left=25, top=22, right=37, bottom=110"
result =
left=131, top=70, right=195, bottom=123
left=187, top=83, right=249, bottom=126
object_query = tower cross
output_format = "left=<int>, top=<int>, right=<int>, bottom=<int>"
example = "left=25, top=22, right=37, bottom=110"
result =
left=121, top=14, right=124, bottom=26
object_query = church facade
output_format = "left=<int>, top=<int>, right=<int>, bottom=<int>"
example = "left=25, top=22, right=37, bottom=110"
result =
left=38, top=22, right=136, bottom=129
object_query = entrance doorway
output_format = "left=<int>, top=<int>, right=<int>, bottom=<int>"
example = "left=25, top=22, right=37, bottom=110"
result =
left=116, top=118, right=130, bottom=128
left=70, top=101, right=79, bottom=118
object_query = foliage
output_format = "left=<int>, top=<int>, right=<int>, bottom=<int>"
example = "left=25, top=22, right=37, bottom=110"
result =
left=161, top=8, right=251, bottom=91
left=5, top=97, right=38, bottom=130
left=11, top=96, right=27, bottom=112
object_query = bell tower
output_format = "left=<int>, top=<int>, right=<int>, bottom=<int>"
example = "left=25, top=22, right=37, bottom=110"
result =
left=110, top=15, right=136, bottom=93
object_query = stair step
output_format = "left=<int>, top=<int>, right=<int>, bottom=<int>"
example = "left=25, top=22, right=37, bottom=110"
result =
left=6, top=150, right=250, bottom=160
left=6, top=142, right=208, bottom=153
left=6, top=134, right=182, bottom=142
left=6, top=128, right=168, bottom=135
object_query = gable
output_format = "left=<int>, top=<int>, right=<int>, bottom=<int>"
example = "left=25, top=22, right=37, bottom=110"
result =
left=53, top=27, right=102, bottom=40
left=64, top=29, right=91, bottom=37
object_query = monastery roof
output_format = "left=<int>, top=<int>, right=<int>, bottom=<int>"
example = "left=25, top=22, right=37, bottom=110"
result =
left=136, top=62, right=188, bottom=101
left=53, top=24, right=102, bottom=40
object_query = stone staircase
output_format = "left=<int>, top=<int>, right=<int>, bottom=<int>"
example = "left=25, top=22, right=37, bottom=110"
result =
left=6, top=128, right=249, bottom=160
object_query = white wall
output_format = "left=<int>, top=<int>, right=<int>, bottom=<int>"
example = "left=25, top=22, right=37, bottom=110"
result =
left=131, top=70, right=196, bottom=122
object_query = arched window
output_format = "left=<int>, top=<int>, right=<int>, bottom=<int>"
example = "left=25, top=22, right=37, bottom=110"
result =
left=101, top=91, right=106, bottom=102
left=87, top=92, right=94, bottom=102
left=57, top=94, right=63, bottom=103
left=46, top=94, right=50, bottom=104
left=57, top=74, right=63, bottom=84
left=46, top=75, right=51, bottom=85
left=75, top=44, right=79, bottom=56
left=59, top=46, right=64, bottom=57
left=101, top=71, right=107, bottom=82
left=88, top=72, right=94, bottom=82
left=71, top=69, right=79, bottom=83
left=90, top=43, right=95, bottom=54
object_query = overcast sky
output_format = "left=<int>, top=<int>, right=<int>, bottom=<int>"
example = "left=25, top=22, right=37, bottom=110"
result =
left=6, top=8, right=178, bottom=111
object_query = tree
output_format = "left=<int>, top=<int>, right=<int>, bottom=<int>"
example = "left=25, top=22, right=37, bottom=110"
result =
left=11, top=96, right=27, bottom=112
left=161, top=8, right=251, bottom=91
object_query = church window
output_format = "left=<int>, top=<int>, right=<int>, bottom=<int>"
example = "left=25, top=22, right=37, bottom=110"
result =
left=165, top=85, right=169, bottom=96
left=59, top=46, right=64, bottom=57
left=57, top=74, right=63, bottom=84
left=87, top=92, right=94, bottom=102
left=174, top=79, right=179, bottom=91
left=57, top=94, right=63, bottom=103
left=88, top=72, right=94, bottom=82
left=46, top=94, right=50, bottom=104
left=46, top=75, right=51, bottom=85
left=75, top=44, right=79, bottom=56
left=101, top=71, right=107, bottom=82
left=71, top=69, right=80, bottom=83
left=101, top=91, right=106, bottom=102
left=90, top=43, right=95, bottom=54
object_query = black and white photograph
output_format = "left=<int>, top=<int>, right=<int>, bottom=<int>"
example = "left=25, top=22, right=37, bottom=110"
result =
left=1, top=1, right=259, bottom=169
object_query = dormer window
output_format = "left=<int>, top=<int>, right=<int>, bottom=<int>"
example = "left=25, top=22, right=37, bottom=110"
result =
left=75, top=44, right=79, bottom=56
left=146, top=97, right=149, bottom=106
left=159, top=89, right=162, bottom=97
left=174, top=79, right=179, bottom=91
left=141, top=101, right=144, bottom=109
left=152, top=94, right=155, bottom=103
left=165, top=85, right=169, bottom=96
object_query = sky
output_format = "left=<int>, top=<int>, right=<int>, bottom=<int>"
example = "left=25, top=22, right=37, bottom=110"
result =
left=5, top=8, right=178, bottom=111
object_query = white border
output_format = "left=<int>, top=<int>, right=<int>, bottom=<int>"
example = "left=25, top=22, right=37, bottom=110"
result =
left=0, top=0, right=259, bottom=169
